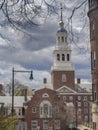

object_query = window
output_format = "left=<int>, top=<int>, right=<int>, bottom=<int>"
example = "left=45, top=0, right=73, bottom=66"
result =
left=23, top=125, right=25, bottom=130
left=89, top=0, right=97, bottom=8
left=32, top=107, right=36, bottom=113
left=69, top=96, right=73, bottom=101
left=18, top=108, right=24, bottom=116
left=93, top=122, right=96, bottom=130
left=19, top=126, right=21, bottom=130
left=90, top=21, right=95, bottom=39
left=42, top=93, right=49, bottom=98
left=62, top=36, right=64, bottom=42
left=63, top=96, right=66, bottom=100
left=43, top=120, right=48, bottom=130
left=78, top=115, right=82, bottom=120
left=57, top=54, right=60, bottom=61
left=62, top=54, right=65, bottom=61
left=84, top=108, right=88, bottom=114
left=78, top=96, right=81, bottom=100
left=65, top=37, right=67, bottom=42
left=31, top=120, right=38, bottom=130
left=90, top=96, right=93, bottom=101
left=91, top=51, right=96, bottom=69
left=54, top=120, right=60, bottom=130
left=67, top=54, right=70, bottom=61
left=78, top=102, right=81, bottom=107
left=84, top=102, right=88, bottom=107
left=93, top=84, right=96, bottom=101
left=94, top=92, right=96, bottom=101
left=84, top=96, right=87, bottom=101
left=58, top=37, right=60, bottom=42
left=19, top=109, right=21, bottom=115
left=78, top=108, right=81, bottom=114
left=40, top=101, right=52, bottom=118
left=44, top=104, right=48, bottom=115
left=62, top=74, right=66, bottom=82
left=84, top=116, right=88, bottom=122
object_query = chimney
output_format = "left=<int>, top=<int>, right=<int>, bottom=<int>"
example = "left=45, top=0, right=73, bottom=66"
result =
left=21, top=88, right=27, bottom=101
left=77, top=78, right=81, bottom=84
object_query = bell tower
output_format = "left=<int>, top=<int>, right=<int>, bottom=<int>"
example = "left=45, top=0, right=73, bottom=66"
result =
left=88, top=0, right=98, bottom=129
left=51, top=4, right=75, bottom=90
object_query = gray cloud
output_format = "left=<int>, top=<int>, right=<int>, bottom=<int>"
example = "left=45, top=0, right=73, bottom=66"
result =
left=0, top=0, right=91, bottom=87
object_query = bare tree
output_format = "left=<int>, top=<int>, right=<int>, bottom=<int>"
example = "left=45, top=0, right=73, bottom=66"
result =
left=0, top=0, right=88, bottom=29
left=4, top=80, right=31, bottom=96
left=0, top=0, right=89, bottom=53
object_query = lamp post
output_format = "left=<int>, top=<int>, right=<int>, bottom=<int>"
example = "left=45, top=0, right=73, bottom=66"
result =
left=12, top=67, right=33, bottom=117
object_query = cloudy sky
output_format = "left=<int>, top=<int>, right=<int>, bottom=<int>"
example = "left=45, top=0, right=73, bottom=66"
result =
left=0, top=0, right=91, bottom=89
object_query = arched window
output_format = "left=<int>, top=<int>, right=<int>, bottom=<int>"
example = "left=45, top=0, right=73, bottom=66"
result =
left=62, top=74, right=66, bottom=82
left=58, top=37, right=60, bottom=42
left=67, top=54, right=70, bottom=61
left=62, top=54, right=65, bottom=61
left=57, top=54, right=60, bottom=61
left=40, top=101, right=52, bottom=118
left=65, top=37, right=67, bottom=42
left=62, top=36, right=64, bottom=42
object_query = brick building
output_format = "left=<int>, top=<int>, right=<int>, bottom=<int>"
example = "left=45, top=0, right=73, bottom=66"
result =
left=88, top=0, right=98, bottom=130
left=21, top=6, right=92, bottom=130
left=0, top=5, right=92, bottom=130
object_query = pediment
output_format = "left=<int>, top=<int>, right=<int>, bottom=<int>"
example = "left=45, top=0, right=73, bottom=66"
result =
left=56, top=85, right=77, bottom=94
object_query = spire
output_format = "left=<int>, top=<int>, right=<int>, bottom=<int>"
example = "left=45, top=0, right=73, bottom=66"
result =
left=60, top=3, right=63, bottom=21
left=59, top=3, right=64, bottom=28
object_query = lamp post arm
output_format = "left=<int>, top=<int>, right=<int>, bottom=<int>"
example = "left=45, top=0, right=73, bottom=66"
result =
left=11, top=67, right=33, bottom=117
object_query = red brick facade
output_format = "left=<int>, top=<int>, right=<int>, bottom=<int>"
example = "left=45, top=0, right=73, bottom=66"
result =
left=88, top=1, right=98, bottom=102
left=51, top=70, right=75, bottom=90
left=24, top=86, right=92, bottom=130
left=25, top=88, right=67, bottom=130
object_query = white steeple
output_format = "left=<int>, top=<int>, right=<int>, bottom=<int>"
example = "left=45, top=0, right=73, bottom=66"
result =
left=51, top=4, right=74, bottom=71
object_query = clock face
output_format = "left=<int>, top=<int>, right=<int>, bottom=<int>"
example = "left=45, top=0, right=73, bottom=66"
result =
left=62, top=74, right=66, bottom=82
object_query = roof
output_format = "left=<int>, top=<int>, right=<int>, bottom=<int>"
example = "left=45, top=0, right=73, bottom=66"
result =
left=56, top=85, right=77, bottom=94
left=0, top=96, right=32, bottom=107
left=75, top=83, right=92, bottom=93
left=57, top=27, right=67, bottom=33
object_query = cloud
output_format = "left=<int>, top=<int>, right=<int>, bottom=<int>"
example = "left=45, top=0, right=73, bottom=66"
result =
left=0, top=0, right=92, bottom=88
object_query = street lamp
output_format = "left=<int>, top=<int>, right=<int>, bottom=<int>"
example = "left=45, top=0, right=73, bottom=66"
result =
left=12, top=67, right=33, bottom=117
